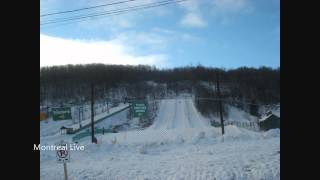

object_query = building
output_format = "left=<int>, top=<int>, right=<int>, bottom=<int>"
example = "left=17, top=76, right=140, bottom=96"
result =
left=258, top=111, right=280, bottom=131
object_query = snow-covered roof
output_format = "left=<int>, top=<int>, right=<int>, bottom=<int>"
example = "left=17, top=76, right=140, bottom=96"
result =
left=259, top=113, right=279, bottom=122
left=259, top=114, right=272, bottom=122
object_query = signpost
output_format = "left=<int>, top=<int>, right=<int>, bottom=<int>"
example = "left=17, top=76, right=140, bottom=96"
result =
left=132, top=101, right=148, bottom=118
left=56, top=141, right=70, bottom=180
left=52, top=107, right=72, bottom=121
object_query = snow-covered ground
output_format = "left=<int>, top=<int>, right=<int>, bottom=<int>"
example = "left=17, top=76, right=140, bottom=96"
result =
left=40, top=98, right=280, bottom=180
left=225, top=105, right=258, bottom=122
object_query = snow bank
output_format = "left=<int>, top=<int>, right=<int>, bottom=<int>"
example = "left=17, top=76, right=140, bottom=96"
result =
left=40, top=128, right=280, bottom=180
left=263, top=128, right=280, bottom=138
left=226, top=105, right=258, bottom=122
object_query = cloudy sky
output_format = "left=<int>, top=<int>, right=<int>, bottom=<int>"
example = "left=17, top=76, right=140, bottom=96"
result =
left=40, top=0, right=280, bottom=68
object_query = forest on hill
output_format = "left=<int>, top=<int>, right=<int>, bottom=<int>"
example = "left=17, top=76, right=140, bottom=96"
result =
left=40, top=64, right=279, bottom=117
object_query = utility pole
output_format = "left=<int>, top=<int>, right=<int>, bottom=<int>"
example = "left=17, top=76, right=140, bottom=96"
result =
left=107, top=99, right=109, bottom=113
left=78, top=105, right=82, bottom=128
left=45, top=80, right=49, bottom=123
left=78, top=105, right=80, bottom=125
left=216, top=72, right=225, bottom=135
left=91, top=83, right=96, bottom=143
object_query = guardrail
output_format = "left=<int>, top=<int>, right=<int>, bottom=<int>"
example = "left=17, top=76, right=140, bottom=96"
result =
left=67, top=105, right=131, bottom=134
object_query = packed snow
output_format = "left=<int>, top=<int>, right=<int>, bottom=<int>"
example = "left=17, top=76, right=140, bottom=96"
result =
left=150, top=99, right=209, bottom=130
left=40, top=98, right=280, bottom=180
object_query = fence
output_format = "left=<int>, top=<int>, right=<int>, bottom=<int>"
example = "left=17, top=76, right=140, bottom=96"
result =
left=211, top=121, right=260, bottom=131
left=72, top=103, right=114, bottom=123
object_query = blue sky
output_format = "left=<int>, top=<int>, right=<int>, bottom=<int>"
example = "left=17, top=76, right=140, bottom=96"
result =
left=40, top=0, right=280, bottom=69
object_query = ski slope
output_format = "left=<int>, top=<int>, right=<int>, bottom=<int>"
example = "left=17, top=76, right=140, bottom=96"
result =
left=150, top=98, right=210, bottom=130
left=40, top=98, right=280, bottom=180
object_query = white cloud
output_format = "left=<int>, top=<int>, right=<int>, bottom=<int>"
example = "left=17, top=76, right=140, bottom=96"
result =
left=115, top=31, right=168, bottom=47
left=178, top=0, right=252, bottom=27
left=40, top=34, right=167, bottom=67
left=111, top=29, right=202, bottom=53
left=180, top=13, right=207, bottom=28
left=178, top=0, right=208, bottom=28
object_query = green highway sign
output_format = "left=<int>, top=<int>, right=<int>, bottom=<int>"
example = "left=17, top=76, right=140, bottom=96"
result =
left=52, top=107, right=72, bottom=121
left=132, top=101, right=148, bottom=118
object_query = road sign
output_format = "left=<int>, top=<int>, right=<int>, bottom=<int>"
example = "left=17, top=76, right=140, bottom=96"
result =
left=132, top=101, right=148, bottom=118
left=52, top=107, right=72, bottom=121
left=56, top=141, right=70, bottom=163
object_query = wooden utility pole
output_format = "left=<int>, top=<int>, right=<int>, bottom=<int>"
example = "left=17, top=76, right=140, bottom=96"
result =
left=91, top=83, right=96, bottom=143
left=78, top=105, right=81, bottom=126
left=216, top=72, right=225, bottom=135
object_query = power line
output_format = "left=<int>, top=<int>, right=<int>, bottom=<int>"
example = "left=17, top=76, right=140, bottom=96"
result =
left=41, top=0, right=186, bottom=26
left=40, top=0, right=187, bottom=27
left=41, top=0, right=137, bottom=17
left=41, top=0, right=178, bottom=24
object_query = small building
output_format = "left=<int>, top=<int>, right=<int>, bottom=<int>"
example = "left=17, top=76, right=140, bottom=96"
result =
left=60, top=126, right=73, bottom=135
left=258, top=111, right=280, bottom=131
